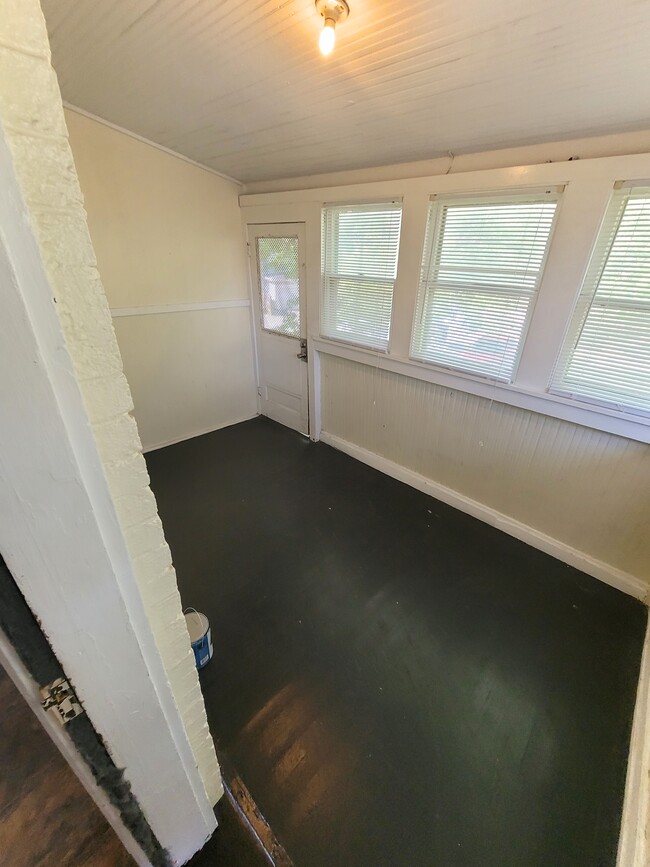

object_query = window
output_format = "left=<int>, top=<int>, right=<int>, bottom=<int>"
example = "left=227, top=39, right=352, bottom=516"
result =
left=551, top=186, right=650, bottom=414
left=256, top=236, right=300, bottom=338
left=410, top=193, right=558, bottom=381
left=321, top=202, right=402, bottom=350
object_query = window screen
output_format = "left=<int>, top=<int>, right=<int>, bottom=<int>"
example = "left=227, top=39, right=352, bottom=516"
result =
left=256, top=236, right=300, bottom=338
left=551, top=186, right=650, bottom=414
left=410, top=193, right=558, bottom=381
left=321, top=202, right=402, bottom=350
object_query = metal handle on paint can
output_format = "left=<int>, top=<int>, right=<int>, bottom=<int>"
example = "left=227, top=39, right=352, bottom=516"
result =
left=183, top=606, right=203, bottom=632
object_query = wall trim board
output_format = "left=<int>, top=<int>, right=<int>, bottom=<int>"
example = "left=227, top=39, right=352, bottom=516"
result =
left=240, top=151, right=650, bottom=207
left=143, top=412, right=259, bottom=453
left=319, top=431, right=649, bottom=602
left=111, top=299, right=251, bottom=317
left=618, top=616, right=650, bottom=867
left=242, top=129, right=650, bottom=195
left=63, top=103, right=241, bottom=186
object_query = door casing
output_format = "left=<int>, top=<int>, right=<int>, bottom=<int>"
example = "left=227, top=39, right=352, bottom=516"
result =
left=248, top=223, right=310, bottom=435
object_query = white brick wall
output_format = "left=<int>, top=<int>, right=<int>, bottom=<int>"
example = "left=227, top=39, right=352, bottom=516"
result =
left=0, top=0, right=221, bottom=805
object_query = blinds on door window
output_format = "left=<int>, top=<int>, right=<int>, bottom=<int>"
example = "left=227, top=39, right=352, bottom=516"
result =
left=550, top=186, right=650, bottom=414
left=321, top=202, right=402, bottom=350
left=410, top=193, right=558, bottom=381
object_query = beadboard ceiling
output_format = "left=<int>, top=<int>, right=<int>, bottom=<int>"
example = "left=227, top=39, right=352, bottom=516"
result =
left=42, top=0, right=650, bottom=183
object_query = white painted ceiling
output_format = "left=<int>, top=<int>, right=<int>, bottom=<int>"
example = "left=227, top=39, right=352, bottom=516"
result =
left=42, top=0, right=650, bottom=183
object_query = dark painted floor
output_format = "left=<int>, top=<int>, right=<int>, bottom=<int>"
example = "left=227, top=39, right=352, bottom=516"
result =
left=147, top=416, right=647, bottom=867
left=186, top=794, right=270, bottom=867
left=0, top=663, right=133, bottom=867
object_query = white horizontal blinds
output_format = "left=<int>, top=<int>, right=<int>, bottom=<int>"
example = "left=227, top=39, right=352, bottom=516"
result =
left=411, top=193, right=558, bottom=381
left=551, top=187, right=650, bottom=414
left=321, top=202, right=402, bottom=350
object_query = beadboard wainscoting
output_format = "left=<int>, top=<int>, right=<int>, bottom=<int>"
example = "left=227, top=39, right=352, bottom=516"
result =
left=320, top=354, right=650, bottom=598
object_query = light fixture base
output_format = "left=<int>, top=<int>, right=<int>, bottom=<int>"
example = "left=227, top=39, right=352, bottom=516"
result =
left=315, top=0, right=349, bottom=24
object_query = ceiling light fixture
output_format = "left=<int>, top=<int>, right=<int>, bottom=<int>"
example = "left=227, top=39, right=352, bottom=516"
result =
left=315, top=0, right=349, bottom=56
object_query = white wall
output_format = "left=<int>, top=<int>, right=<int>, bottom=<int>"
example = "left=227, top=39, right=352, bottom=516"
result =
left=241, top=150, right=650, bottom=597
left=65, top=107, right=258, bottom=451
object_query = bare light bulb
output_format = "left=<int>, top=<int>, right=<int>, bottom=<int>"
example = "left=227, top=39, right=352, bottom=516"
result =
left=319, top=18, right=336, bottom=56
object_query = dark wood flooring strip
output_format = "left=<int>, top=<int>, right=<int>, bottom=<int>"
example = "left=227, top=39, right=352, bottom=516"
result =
left=0, top=663, right=134, bottom=867
left=0, top=553, right=169, bottom=867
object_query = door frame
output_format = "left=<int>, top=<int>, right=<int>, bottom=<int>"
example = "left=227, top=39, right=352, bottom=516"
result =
left=0, top=127, right=215, bottom=864
left=246, top=220, right=314, bottom=437
left=244, top=208, right=323, bottom=442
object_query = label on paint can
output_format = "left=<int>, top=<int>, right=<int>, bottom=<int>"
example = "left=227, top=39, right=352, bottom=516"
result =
left=185, top=611, right=213, bottom=671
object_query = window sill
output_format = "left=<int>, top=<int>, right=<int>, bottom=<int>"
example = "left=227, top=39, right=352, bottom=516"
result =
left=319, top=332, right=389, bottom=353
left=312, top=337, right=650, bottom=444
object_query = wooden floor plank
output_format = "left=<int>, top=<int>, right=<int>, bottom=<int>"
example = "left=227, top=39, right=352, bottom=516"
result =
left=0, top=664, right=134, bottom=867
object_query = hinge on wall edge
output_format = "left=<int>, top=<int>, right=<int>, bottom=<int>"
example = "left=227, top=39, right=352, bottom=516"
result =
left=40, top=677, right=84, bottom=726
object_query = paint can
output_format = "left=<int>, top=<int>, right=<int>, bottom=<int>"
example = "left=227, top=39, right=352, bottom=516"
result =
left=184, top=609, right=213, bottom=671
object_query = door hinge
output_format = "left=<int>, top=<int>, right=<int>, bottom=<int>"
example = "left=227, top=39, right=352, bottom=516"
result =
left=40, top=677, right=84, bottom=726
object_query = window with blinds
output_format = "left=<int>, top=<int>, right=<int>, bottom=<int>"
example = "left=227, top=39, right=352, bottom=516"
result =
left=321, top=202, right=402, bottom=350
left=410, top=193, right=558, bottom=381
left=551, top=186, right=650, bottom=414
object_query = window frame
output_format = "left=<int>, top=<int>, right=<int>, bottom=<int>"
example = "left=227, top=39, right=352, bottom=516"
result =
left=548, top=182, right=650, bottom=418
left=320, top=199, right=403, bottom=352
left=409, top=190, right=561, bottom=383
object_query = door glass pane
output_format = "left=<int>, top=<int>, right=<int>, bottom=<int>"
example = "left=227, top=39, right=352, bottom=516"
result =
left=256, top=236, right=300, bottom=337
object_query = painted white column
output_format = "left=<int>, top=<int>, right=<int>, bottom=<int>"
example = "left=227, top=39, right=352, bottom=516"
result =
left=388, top=191, right=431, bottom=358
left=515, top=176, right=614, bottom=390
left=0, top=120, right=215, bottom=866
left=0, top=0, right=221, bottom=861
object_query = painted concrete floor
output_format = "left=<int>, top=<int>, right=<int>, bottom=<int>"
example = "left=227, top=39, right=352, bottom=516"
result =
left=147, top=416, right=647, bottom=867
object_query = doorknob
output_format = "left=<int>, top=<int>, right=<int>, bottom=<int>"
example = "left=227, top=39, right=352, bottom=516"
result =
left=297, top=338, right=308, bottom=361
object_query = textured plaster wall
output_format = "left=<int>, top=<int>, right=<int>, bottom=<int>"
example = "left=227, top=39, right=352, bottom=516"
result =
left=0, top=0, right=221, bottom=805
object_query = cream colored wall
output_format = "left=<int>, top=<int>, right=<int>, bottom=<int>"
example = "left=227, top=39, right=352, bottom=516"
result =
left=0, top=0, right=221, bottom=818
left=114, top=308, right=256, bottom=449
left=65, top=107, right=258, bottom=450
left=321, top=355, right=650, bottom=587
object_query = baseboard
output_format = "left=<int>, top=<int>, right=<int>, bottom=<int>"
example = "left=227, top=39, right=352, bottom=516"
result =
left=618, top=617, right=650, bottom=866
left=320, top=431, right=648, bottom=602
left=143, top=413, right=258, bottom=453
